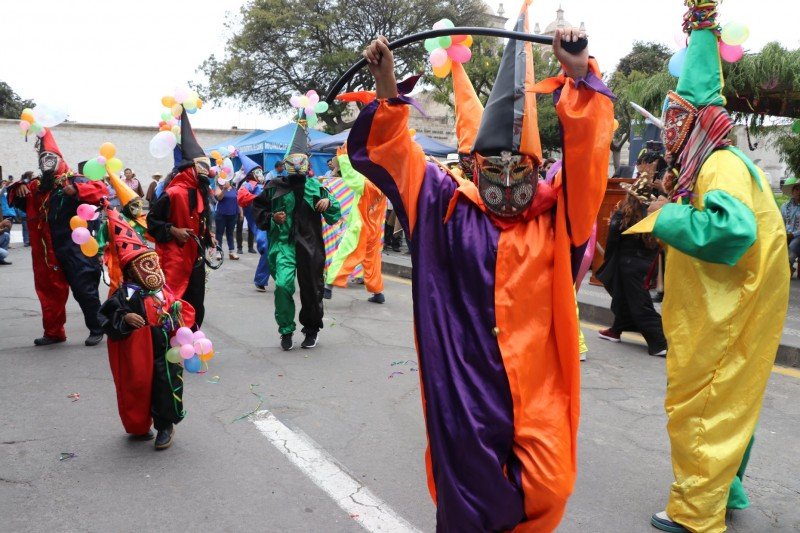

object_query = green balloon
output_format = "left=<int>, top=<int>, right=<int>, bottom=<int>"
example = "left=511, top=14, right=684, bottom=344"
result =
left=307, top=114, right=318, bottom=127
left=166, top=347, right=182, bottom=364
left=83, top=159, right=106, bottom=181
left=314, top=101, right=329, bottom=114
left=438, top=36, right=452, bottom=49
left=424, top=38, right=438, bottom=52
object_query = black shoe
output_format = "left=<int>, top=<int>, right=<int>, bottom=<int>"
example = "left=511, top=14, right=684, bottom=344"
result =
left=34, top=336, right=66, bottom=346
left=301, top=330, right=318, bottom=349
left=154, top=425, right=175, bottom=450
left=85, top=333, right=104, bottom=346
left=0, top=259, right=12, bottom=265
left=129, top=430, right=155, bottom=441
left=368, top=293, right=385, bottom=304
left=248, top=248, right=257, bottom=254
left=255, top=285, right=267, bottom=292
left=323, top=287, right=332, bottom=299
left=281, top=334, right=294, bottom=351
left=653, top=291, right=664, bottom=303
left=236, top=248, right=244, bottom=255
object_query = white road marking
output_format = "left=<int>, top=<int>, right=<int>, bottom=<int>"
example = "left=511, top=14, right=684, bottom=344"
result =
left=251, top=410, right=422, bottom=533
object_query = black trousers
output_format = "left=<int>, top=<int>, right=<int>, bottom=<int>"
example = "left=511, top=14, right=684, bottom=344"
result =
left=296, top=240, right=325, bottom=333
left=610, top=255, right=667, bottom=354
left=236, top=217, right=255, bottom=251
left=55, top=249, right=104, bottom=335
left=150, top=329, right=184, bottom=430
left=182, top=261, right=206, bottom=328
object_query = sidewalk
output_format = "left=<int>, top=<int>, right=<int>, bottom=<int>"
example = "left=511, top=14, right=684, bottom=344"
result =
left=380, top=249, right=800, bottom=368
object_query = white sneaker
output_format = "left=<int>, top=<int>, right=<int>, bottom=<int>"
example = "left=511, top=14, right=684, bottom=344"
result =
left=579, top=352, right=587, bottom=362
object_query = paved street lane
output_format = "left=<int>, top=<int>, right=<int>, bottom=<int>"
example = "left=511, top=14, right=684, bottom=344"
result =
left=1, top=250, right=798, bottom=532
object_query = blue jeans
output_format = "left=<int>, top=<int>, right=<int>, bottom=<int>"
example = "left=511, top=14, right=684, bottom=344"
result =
left=254, top=230, right=271, bottom=287
left=789, top=235, right=800, bottom=265
left=20, top=217, right=29, bottom=245
left=0, top=232, right=9, bottom=261
left=215, top=213, right=237, bottom=252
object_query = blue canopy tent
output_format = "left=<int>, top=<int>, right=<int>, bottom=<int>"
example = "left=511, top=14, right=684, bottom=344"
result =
left=205, top=129, right=267, bottom=154
left=206, top=123, right=335, bottom=176
left=310, top=129, right=456, bottom=158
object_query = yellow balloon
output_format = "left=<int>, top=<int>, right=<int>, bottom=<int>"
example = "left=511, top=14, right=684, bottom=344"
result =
left=197, top=98, right=203, bottom=109
left=171, top=103, right=183, bottom=118
left=432, top=60, right=452, bottom=78
left=99, top=142, right=116, bottom=159
left=210, top=150, right=221, bottom=160
left=408, top=128, right=417, bottom=137
left=463, top=35, right=473, bottom=47
left=81, top=237, right=99, bottom=257
left=199, top=350, right=215, bottom=362
left=162, top=95, right=176, bottom=108
left=612, top=119, right=620, bottom=132
left=107, top=158, right=124, bottom=173
left=70, top=215, right=88, bottom=230
left=21, top=109, right=35, bottom=123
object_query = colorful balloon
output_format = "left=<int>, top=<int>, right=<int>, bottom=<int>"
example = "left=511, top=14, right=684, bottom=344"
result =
left=107, top=158, right=124, bottom=173
left=432, top=18, right=454, bottom=30
left=307, top=91, right=320, bottom=105
left=438, top=36, right=452, bottom=49
left=32, top=103, right=68, bottom=128
left=721, top=22, right=749, bottom=46
left=432, top=60, right=452, bottom=78
left=192, top=330, right=206, bottom=342
left=719, top=42, right=743, bottom=63
left=20, top=108, right=35, bottom=123
left=150, top=131, right=178, bottom=158
left=99, top=142, right=116, bottom=159
left=170, top=336, right=180, bottom=348
left=199, top=350, right=215, bottom=362
left=668, top=48, right=687, bottom=77
left=166, top=347, right=182, bottom=364
left=175, top=326, right=194, bottom=345
left=69, top=216, right=87, bottom=230
left=71, top=227, right=91, bottom=245
left=463, top=35, right=473, bottom=47
left=162, top=96, right=176, bottom=108
left=180, top=343, right=195, bottom=360
left=424, top=38, right=439, bottom=52
left=290, top=95, right=301, bottom=108
left=298, top=95, right=310, bottom=108
left=450, top=34, right=467, bottom=44
left=171, top=103, right=183, bottom=118
left=80, top=237, right=99, bottom=257
left=174, top=86, right=189, bottom=104
left=314, top=101, right=329, bottom=114
left=76, top=203, right=96, bottom=221
left=184, top=355, right=202, bottom=373
left=19, top=120, right=30, bottom=131
left=429, top=48, right=449, bottom=68
left=82, top=158, right=107, bottom=181
left=447, top=44, right=472, bottom=63
left=194, top=338, right=213, bottom=355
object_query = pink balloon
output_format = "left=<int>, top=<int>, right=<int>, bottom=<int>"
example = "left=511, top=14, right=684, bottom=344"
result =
left=76, top=203, right=96, bottom=221
left=447, top=44, right=472, bottom=64
left=192, top=330, right=206, bottom=342
left=71, top=227, right=91, bottom=245
left=97, top=156, right=107, bottom=165
left=194, top=338, right=213, bottom=355
left=429, top=48, right=449, bottom=68
left=19, top=120, right=30, bottom=131
left=180, top=344, right=196, bottom=359
left=673, top=30, right=687, bottom=48
left=719, top=42, right=743, bottom=63
left=304, top=106, right=315, bottom=117
left=36, top=128, right=47, bottom=139
left=170, top=336, right=180, bottom=348
left=450, top=34, right=467, bottom=44
left=306, top=90, right=320, bottom=105
left=290, top=95, right=301, bottom=108
left=175, top=326, right=194, bottom=345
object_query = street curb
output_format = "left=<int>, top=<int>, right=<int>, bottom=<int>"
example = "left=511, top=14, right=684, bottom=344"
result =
left=381, top=258, right=800, bottom=369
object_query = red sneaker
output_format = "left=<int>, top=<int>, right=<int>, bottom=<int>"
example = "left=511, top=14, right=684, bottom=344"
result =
left=598, top=328, right=621, bottom=342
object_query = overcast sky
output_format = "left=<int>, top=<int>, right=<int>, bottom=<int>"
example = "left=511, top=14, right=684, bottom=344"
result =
left=3, top=0, right=798, bottom=131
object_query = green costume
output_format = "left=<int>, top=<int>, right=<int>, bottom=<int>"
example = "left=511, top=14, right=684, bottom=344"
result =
left=253, top=119, right=341, bottom=336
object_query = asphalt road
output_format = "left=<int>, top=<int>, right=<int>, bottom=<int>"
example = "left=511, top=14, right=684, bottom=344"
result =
left=1, top=249, right=798, bottom=532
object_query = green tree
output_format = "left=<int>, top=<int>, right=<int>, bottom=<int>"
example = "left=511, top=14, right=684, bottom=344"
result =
left=197, top=0, right=488, bottom=132
left=0, top=81, right=35, bottom=119
left=775, top=130, right=800, bottom=179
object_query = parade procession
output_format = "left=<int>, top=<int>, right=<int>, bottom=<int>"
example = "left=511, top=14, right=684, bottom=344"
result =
left=0, top=1, right=798, bottom=532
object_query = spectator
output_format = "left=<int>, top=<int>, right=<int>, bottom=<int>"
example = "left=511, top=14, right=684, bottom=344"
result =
left=1, top=177, right=16, bottom=221
left=0, top=218, right=11, bottom=265
left=781, top=177, right=800, bottom=273
left=145, top=173, right=162, bottom=208
left=596, top=166, right=667, bottom=357
left=123, top=168, right=144, bottom=197
left=214, top=177, right=239, bottom=260
left=265, top=161, right=286, bottom=182
left=17, top=172, right=32, bottom=246
left=322, top=158, right=336, bottom=178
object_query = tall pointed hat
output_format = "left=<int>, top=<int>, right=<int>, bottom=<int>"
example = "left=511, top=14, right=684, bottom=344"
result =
left=38, top=128, right=71, bottom=176
left=472, top=0, right=541, bottom=163
left=284, top=110, right=310, bottom=158
left=674, top=0, right=725, bottom=108
left=238, top=151, right=262, bottom=176
left=451, top=61, right=483, bottom=155
left=173, top=108, right=207, bottom=170
left=107, top=172, right=139, bottom=209
left=105, top=208, right=151, bottom=271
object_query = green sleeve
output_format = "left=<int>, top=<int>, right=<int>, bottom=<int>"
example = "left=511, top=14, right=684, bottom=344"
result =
left=322, top=186, right=341, bottom=226
left=653, top=189, right=756, bottom=266
left=337, top=155, right=365, bottom=195
left=95, top=222, right=109, bottom=258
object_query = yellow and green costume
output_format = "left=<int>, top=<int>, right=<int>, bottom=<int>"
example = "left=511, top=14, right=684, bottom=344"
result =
left=628, top=3, right=790, bottom=531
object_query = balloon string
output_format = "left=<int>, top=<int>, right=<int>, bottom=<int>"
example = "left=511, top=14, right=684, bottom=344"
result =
left=232, top=384, right=264, bottom=422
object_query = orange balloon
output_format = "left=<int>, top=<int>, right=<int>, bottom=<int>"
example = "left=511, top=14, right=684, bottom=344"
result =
left=463, top=35, right=473, bottom=47
left=612, top=119, right=620, bottom=132
left=99, top=142, right=116, bottom=159
left=81, top=237, right=99, bottom=257
left=199, top=350, right=215, bottom=362
left=162, top=96, right=176, bottom=108
left=432, top=60, right=452, bottom=78
left=171, top=103, right=183, bottom=118
left=70, top=215, right=87, bottom=230
left=197, top=98, right=203, bottom=109
left=408, top=128, right=417, bottom=137
left=20, top=110, right=35, bottom=123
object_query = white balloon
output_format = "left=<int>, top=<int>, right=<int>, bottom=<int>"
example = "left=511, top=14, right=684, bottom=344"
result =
left=33, top=104, right=68, bottom=128
left=150, top=131, right=178, bottom=158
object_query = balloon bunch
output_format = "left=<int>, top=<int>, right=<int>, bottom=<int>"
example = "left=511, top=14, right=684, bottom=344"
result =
left=668, top=21, right=750, bottom=76
left=166, top=326, right=215, bottom=373
left=209, top=146, right=237, bottom=186
left=149, top=87, right=203, bottom=158
left=18, top=104, right=68, bottom=138
left=288, top=90, right=329, bottom=128
left=70, top=204, right=100, bottom=257
left=424, top=19, right=474, bottom=78
left=83, top=142, right=124, bottom=181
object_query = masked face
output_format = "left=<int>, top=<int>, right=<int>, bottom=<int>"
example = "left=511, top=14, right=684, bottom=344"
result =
left=284, top=153, right=310, bottom=176
left=661, top=91, right=697, bottom=156
left=124, top=197, right=144, bottom=219
left=474, top=151, right=538, bottom=218
left=39, top=151, right=61, bottom=175
left=193, top=156, right=211, bottom=178
left=459, top=153, right=475, bottom=181
left=253, top=168, right=264, bottom=182
left=129, top=252, right=165, bottom=291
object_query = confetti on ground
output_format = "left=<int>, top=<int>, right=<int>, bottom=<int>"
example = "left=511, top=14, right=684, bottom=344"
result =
left=350, top=514, right=360, bottom=519
left=207, top=376, right=220, bottom=384
left=410, top=368, right=418, bottom=372
left=59, top=452, right=76, bottom=461
left=67, top=393, right=80, bottom=402
left=390, top=360, right=416, bottom=366
left=388, top=372, right=404, bottom=379
left=232, top=384, right=265, bottom=423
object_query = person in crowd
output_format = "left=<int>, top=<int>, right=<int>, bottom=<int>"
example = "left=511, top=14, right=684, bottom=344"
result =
left=0, top=218, right=12, bottom=265
left=596, top=166, right=667, bottom=356
left=253, top=115, right=341, bottom=351
left=147, top=108, right=215, bottom=328
left=145, top=173, right=163, bottom=208
left=623, top=3, right=790, bottom=530
left=99, top=207, right=194, bottom=450
left=123, top=168, right=144, bottom=197
left=351, top=8, right=613, bottom=528
left=1, top=177, right=17, bottom=221
left=235, top=153, right=262, bottom=255
left=214, top=176, right=239, bottom=260
left=7, top=129, right=108, bottom=346
left=16, top=172, right=32, bottom=246
left=780, top=176, right=800, bottom=274
left=265, top=161, right=287, bottom=183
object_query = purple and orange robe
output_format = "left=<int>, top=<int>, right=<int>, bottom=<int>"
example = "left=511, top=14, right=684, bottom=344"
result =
left=348, top=65, right=614, bottom=531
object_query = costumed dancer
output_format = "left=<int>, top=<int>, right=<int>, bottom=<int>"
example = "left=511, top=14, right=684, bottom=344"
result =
left=622, top=2, right=790, bottom=532
left=98, top=208, right=195, bottom=450
left=352, top=5, right=614, bottom=529
left=147, top=109, right=214, bottom=327
left=97, top=168, right=154, bottom=296
left=253, top=112, right=341, bottom=351
left=324, top=147, right=387, bottom=303
left=8, top=128, right=108, bottom=346
left=235, top=152, right=270, bottom=291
